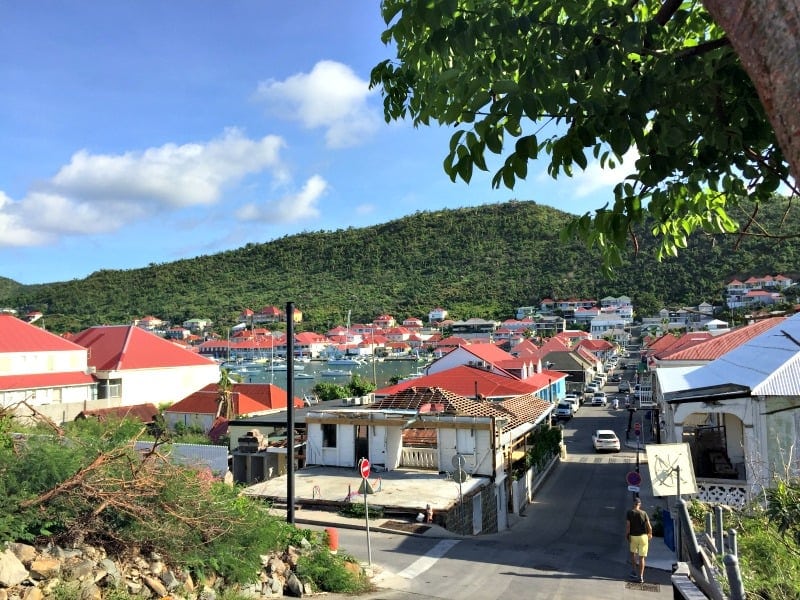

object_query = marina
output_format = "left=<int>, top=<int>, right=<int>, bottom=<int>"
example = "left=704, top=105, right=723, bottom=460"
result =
left=222, top=358, right=429, bottom=397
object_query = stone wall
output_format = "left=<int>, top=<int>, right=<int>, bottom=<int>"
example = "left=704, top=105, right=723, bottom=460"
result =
left=0, top=539, right=328, bottom=599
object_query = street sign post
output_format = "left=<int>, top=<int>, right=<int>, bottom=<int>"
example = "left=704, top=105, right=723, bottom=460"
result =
left=626, top=471, right=642, bottom=487
left=358, top=458, right=372, bottom=566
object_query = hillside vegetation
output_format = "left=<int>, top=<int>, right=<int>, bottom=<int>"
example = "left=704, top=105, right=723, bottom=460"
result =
left=2, top=200, right=800, bottom=333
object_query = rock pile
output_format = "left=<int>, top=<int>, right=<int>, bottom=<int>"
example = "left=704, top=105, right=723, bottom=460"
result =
left=0, top=539, right=329, bottom=599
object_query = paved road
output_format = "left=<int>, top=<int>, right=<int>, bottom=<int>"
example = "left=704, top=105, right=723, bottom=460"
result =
left=324, top=374, right=674, bottom=599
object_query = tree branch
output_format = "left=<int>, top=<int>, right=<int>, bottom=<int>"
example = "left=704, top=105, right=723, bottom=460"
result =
left=676, top=37, right=731, bottom=59
left=652, top=0, right=682, bottom=27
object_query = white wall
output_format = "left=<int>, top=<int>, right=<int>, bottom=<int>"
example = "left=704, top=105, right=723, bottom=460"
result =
left=163, top=412, right=214, bottom=432
left=108, top=364, right=219, bottom=407
left=0, top=348, right=87, bottom=376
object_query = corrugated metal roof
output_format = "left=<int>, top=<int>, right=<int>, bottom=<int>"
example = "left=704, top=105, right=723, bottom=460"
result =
left=684, top=313, right=800, bottom=395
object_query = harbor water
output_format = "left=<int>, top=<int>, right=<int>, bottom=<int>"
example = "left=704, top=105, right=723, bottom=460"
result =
left=227, top=359, right=427, bottom=397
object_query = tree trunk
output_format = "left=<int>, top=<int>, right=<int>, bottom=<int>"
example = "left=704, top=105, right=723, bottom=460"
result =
left=703, top=0, right=800, bottom=182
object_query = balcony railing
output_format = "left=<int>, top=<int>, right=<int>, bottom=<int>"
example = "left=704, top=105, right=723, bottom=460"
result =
left=693, top=477, right=750, bottom=508
left=400, top=447, right=438, bottom=470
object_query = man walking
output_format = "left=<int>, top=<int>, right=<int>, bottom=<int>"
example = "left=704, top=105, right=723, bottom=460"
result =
left=625, top=497, right=653, bottom=583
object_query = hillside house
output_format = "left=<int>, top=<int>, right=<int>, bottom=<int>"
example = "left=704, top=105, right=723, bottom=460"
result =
left=70, top=325, right=220, bottom=408
left=651, top=315, right=800, bottom=507
left=0, top=314, right=96, bottom=424
left=304, top=386, right=555, bottom=532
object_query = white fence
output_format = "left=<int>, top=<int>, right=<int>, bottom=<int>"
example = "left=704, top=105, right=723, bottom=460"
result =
left=134, top=442, right=229, bottom=475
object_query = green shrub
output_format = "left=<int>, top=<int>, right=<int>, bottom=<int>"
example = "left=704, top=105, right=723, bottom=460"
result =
left=339, top=502, right=384, bottom=519
left=729, top=507, right=800, bottom=600
left=296, top=549, right=372, bottom=594
left=0, top=419, right=324, bottom=585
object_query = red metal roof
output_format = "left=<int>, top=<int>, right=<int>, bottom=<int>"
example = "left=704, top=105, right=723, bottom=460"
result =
left=166, top=382, right=303, bottom=416
left=0, top=371, right=95, bottom=391
left=376, top=364, right=543, bottom=399
left=659, top=318, right=786, bottom=362
left=70, top=325, right=216, bottom=370
left=0, top=314, right=86, bottom=353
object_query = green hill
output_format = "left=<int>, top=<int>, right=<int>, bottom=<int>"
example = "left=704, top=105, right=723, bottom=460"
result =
left=2, top=200, right=799, bottom=333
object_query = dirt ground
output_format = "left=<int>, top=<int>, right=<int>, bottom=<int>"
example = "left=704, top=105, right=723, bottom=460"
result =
left=380, top=520, right=431, bottom=535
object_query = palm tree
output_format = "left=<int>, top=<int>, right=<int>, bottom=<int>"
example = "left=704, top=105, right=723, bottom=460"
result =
left=217, top=368, right=236, bottom=420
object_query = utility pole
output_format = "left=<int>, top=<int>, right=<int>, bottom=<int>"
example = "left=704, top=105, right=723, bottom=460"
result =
left=286, top=302, right=295, bottom=525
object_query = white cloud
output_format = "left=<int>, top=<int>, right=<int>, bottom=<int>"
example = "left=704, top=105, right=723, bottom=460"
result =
left=572, top=148, right=639, bottom=198
left=0, top=191, right=50, bottom=246
left=0, top=130, right=287, bottom=247
left=236, top=175, right=327, bottom=223
left=51, top=128, right=284, bottom=206
left=254, top=60, right=379, bottom=148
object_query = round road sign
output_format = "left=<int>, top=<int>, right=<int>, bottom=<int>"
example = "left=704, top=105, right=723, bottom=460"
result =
left=359, top=458, right=371, bottom=479
left=626, top=471, right=642, bottom=487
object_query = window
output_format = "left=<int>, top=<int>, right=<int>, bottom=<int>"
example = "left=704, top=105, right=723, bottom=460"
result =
left=98, top=379, right=122, bottom=400
left=322, top=424, right=337, bottom=448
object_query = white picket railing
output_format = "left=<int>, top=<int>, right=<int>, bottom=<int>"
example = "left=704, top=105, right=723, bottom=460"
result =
left=400, top=447, right=438, bottom=469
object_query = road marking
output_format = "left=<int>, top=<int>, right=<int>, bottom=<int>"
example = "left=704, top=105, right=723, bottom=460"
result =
left=396, top=539, right=460, bottom=579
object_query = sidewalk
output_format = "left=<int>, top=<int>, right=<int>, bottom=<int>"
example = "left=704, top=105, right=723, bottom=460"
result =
left=623, top=437, right=676, bottom=572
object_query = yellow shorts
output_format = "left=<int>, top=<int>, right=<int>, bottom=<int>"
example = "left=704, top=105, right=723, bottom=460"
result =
left=629, top=534, right=649, bottom=557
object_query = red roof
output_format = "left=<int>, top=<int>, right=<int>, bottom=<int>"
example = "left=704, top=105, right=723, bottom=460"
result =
left=371, top=387, right=552, bottom=432
left=576, top=339, right=614, bottom=351
left=70, top=325, right=217, bottom=370
left=460, top=342, right=516, bottom=364
left=659, top=318, right=785, bottom=361
left=0, top=371, right=95, bottom=392
left=0, top=314, right=86, bottom=353
left=376, top=364, right=543, bottom=398
left=166, top=382, right=303, bottom=416
left=649, top=332, right=713, bottom=358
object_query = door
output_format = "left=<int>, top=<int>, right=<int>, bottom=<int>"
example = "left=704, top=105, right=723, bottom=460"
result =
left=354, top=424, right=369, bottom=467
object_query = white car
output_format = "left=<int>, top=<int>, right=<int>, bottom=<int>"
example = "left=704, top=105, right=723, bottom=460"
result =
left=564, top=394, right=580, bottom=414
left=591, top=392, right=608, bottom=406
left=592, top=429, right=621, bottom=452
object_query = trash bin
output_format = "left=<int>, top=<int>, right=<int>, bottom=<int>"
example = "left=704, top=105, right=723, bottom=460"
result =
left=662, top=509, right=675, bottom=552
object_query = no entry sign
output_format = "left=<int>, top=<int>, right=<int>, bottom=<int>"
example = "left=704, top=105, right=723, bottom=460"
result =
left=359, top=458, right=371, bottom=479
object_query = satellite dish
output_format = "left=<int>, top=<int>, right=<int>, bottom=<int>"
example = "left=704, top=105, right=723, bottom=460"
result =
left=452, top=454, right=467, bottom=470
left=453, top=468, right=470, bottom=483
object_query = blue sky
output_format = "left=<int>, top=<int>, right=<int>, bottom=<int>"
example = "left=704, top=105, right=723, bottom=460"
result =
left=0, top=2, right=628, bottom=285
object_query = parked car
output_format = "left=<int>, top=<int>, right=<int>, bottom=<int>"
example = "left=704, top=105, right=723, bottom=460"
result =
left=592, top=429, right=621, bottom=452
left=564, top=394, right=580, bottom=413
left=618, top=380, right=631, bottom=393
left=554, top=401, right=573, bottom=420
left=591, top=392, right=608, bottom=406
left=584, top=382, right=600, bottom=395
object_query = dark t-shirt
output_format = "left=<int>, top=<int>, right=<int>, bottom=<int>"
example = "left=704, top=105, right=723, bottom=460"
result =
left=627, top=508, right=650, bottom=536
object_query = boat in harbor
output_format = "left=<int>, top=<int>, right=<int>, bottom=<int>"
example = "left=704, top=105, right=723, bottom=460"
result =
left=320, top=369, right=352, bottom=377
left=326, top=357, right=365, bottom=366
